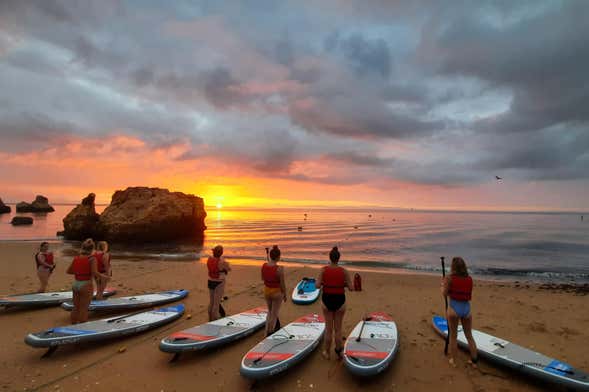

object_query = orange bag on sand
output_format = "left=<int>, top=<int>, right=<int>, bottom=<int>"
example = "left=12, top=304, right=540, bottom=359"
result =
left=353, top=273, right=362, bottom=291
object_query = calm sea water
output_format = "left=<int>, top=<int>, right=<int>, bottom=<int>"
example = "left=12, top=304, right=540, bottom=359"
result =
left=1, top=205, right=588, bottom=282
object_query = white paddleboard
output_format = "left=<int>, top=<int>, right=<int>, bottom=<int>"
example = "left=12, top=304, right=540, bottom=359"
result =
left=0, top=288, right=116, bottom=308
left=291, top=278, right=320, bottom=305
left=432, top=315, right=589, bottom=391
left=160, top=306, right=268, bottom=353
left=343, top=312, right=399, bottom=377
left=25, top=304, right=185, bottom=349
left=240, top=313, right=325, bottom=379
left=61, top=290, right=188, bottom=311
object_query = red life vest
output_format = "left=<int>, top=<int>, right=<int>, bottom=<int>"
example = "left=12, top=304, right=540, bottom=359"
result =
left=72, top=255, right=92, bottom=281
left=35, top=252, right=54, bottom=268
left=353, top=273, right=362, bottom=291
left=207, top=256, right=222, bottom=280
left=95, top=252, right=106, bottom=273
left=322, top=265, right=345, bottom=294
left=262, top=263, right=280, bottom=288
left=449, top=275, right=473, bottom=301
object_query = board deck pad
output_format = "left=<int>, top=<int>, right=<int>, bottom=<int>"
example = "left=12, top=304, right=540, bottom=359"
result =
left=160, top=306, right=268, bottom=353
left=291, top=278, right=320, bottom=305
left=61, top=290, right=188, bottom=311
left=240, top=313, right=325, bottom=379
left=25, top=304, right=185, bottom=348
left=343, top=312, right=399, bottom=376
left=0, top=288, right=116, bottom=308
left=432, top=315, right=589, bottom=391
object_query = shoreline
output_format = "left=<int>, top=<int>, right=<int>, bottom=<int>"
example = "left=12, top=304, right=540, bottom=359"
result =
left=1, top=239, right=588, bottom=285
left=1, top=241, right=588, bottom=391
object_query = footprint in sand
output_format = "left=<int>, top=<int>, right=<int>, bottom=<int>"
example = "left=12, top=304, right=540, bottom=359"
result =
left=528, top=321, right=547, bottom=333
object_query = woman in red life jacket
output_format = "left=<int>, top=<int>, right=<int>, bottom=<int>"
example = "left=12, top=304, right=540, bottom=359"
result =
left=66, top=239, right=107, bottom=324
left=316, top=246, right=353, bottom=359
left=441, top=257, right=478, bottom=368
left=35, top=242, right=55, bottom=293
left=94, top=241, right=112, bottom=300
left=207, top=245, right=231, bottom=321
left=261, top=245, right=286, bottom=336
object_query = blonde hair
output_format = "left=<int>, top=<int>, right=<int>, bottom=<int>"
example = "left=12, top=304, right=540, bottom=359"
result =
left=80, top=238, right=95, bottom=256
left=451, top=257, right=469, bottom=277
left=97, top=241, right=109, bottom=252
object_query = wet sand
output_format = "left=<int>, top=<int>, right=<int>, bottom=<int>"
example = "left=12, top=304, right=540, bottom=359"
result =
left=1, top=241, right=587, bottom=392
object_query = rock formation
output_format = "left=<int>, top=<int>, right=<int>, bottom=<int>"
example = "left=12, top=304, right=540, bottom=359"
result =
left=61, top=193, right=100, bottom=240
left=61, top=187, right=207, bottom=242
left=11, top=216, right=33, bottom=225
left=0, top=198, right=10, bottom=214
left=16, top=195, right=55, bottom=213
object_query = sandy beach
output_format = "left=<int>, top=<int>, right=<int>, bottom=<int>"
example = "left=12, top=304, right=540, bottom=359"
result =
left=1, top=241, right=587, bottom=392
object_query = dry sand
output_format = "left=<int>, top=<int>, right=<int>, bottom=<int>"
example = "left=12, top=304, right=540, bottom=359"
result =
left=0, top=241, right=587, bottom=392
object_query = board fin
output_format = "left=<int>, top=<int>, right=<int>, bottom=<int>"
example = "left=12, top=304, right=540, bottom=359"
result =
left=41, top=346, right=58, bottom=359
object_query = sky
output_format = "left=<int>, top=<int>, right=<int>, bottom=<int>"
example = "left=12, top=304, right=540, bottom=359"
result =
left=0, top=0, right=588, bottom=210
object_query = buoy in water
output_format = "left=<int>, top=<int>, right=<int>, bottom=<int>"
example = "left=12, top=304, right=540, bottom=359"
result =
left=297, top=226, right=303, bottom=231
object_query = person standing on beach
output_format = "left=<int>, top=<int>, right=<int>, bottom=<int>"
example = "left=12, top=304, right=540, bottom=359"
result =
left=35, top=242, right=55, bottom=293
left=316, top=246, right=354, bottom=359
left=66, top=239, right=105, bottom=324
left=441, top=256, right=478, bottom=368
left=261, top=245, right=286, bottom=336
left=207, top=245, right=231, bottom=321
left=94, top=241, right=111, bottom=300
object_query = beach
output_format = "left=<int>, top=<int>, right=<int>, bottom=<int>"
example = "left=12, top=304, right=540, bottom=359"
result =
left=1, top=241, right=588, bottom=392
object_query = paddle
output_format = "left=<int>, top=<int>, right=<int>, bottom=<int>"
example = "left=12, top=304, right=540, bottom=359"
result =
left=355, top=315, right=372, bottom=342
left=441, top=256, right=449, bottom=355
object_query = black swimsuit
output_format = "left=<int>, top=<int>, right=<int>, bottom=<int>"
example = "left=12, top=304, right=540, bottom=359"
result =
left=322, top=293, right=346, bottom=312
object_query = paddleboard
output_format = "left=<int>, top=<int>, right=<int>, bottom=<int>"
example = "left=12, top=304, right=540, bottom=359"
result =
left=291, top=278, right=320, bottom=305
left=432, top=315, right=589, bottom=391
left=25, top=304, right=184, bottom=349
left=240, top=313, right=325, bottom=379
left=343, top=312, right=399, bottom=377
left=0, top=288, right=117, bottom=308
left=160, top=306, right=268, bottom=353
left=61, top=289, right=188, bottom=311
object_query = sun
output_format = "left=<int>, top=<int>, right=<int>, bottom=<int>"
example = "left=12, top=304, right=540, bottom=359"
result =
left=216, top=203, right=223, bottom=209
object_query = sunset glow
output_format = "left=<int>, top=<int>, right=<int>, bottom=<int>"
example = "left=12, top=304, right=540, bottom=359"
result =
left=0, top=2, right=587, bottom=211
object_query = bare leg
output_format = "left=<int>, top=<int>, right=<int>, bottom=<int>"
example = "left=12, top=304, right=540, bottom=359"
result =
left=37, top=269, right=50, bottom=293
left=209, top=281, right=225, bottom=321
left=95, top=276, right=107, bottom=300
left=77, top=283, right=93, bottom=323
left=461, top=315, right=478, bottom=367
left=447, top=306, right=459, bottom=367
left=265, top=295, right=282, bottom=336
left=71, top=289, right=80, bottom=324
left=322, top=304, right=334, bottom=359
left=333, top=304, right=346, bottom=357
left=208, top=288, right=215, bottom=321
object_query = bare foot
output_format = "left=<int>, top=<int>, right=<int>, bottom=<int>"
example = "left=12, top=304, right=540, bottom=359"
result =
left=335, top=347, right=343, bottom=359
left=321, top=350, right=330, bottom=360
left=468, top=359, right=478, bottom=369
left=448, top=358, right=457, bottom=368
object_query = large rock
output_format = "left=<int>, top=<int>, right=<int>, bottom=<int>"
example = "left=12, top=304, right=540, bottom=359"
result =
left=16, top=195, right=54, bottom=213
left=61, top=193, right=100, bottom=240
left=11, top=216, right=33, bottom=225
left=97, top=187, right=207, bottom=242
left=0, top=198, right=10, bottom=214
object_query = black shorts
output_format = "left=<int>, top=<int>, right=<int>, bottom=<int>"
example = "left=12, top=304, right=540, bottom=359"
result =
left=208, top=280, right=224, bottom=290
left=322, top=293, right=346, bottom=312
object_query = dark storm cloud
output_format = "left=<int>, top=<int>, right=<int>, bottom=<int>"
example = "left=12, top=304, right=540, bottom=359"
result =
left=0, top=0, right=588, bottom=188
left=325, top=32, right=392, bottom=78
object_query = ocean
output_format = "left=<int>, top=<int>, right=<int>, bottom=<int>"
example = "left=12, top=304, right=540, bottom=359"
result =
left=1, top=205, right=588, bottom=282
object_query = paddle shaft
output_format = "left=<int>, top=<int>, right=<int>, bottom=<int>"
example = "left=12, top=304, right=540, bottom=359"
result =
left=441, top=256, right=449, bottom=355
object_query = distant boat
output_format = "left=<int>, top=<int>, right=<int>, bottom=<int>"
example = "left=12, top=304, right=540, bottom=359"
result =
left=495, top=176, right=502, bottom=180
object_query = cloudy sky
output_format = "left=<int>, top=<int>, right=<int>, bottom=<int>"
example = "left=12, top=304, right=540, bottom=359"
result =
left=0, top=0, right=588, bottom=210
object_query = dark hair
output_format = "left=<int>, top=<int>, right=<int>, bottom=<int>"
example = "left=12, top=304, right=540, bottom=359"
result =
left=39, top=242, right=49, bottom=250
left=212, top=245, right=223, bottom=258
left=329, top=246, right=340, bottom=263
left=269, top=245, right=281, bottom=261
left=451, top=257, right=469, bottom=277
